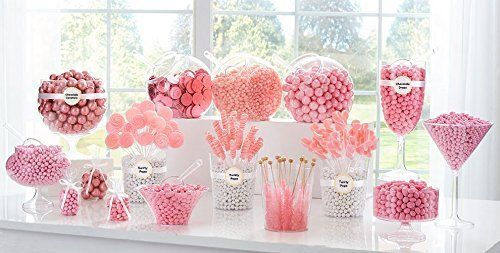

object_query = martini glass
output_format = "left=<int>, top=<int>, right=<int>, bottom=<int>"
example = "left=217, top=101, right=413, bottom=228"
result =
left=423, top=120, right=492, bottom=229
left=378, top=60, right=426, bottom=182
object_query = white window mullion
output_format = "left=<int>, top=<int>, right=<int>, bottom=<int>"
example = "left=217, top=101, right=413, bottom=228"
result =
left=193, top=0, right=212, bottom=66
left=375, top=0, right=383, bottom=179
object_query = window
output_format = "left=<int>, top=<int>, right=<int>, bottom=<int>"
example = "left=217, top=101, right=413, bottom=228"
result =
left=5, top=0, right=432, bottom=178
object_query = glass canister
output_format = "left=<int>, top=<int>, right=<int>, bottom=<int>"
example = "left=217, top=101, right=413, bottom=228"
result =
left=260, top=155, right=315, bottom=232
left=205, top=52, right=282, bottom=121
left=320, top=156, right=371, bottom=218
left=121, top=154, right=168, bottom=203
left=147, top=52, right=213, bottom=119
left=210, top=154, right=257, bottom=210
left=281, top=54, right=354, bottom=123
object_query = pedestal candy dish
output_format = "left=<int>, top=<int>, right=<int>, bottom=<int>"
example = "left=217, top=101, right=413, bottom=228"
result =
left=205, top=51, right=282, bottom=121
left=206, top=111, right=263, bottom=210
left=282, top=53, right=354, bottom=123
left=147, top=52, right=213, bottom=119
left=260, top=155, right=315, bottom=232
left=374, top=180, right=439, bottom=243
left=379, top=60, right=426, bottom=182
left=6, top=138, right=70, bottom=214
left=424, top=112, right=492, bottom=229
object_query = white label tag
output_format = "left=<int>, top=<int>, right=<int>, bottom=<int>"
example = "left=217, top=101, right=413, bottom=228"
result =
left=133, top=160, right=153, bottom=179
left=224, top=166, right=244, bottom=186
left=333, top=173, right=354, bottom=194
left=63, top=87, right=82, bottom=105
left=392, top=76, right=412, bottom=95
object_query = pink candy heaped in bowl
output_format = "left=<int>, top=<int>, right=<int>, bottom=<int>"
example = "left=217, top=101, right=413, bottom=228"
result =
left=282, top=54, right=354, bottom=123
left=38, top=69, right=107, bottom=135
left=147, top=52, right=213, bottom=119
left=138, top=182, right=208, bottom=225
left=205, top=52, right=282, bottom=121
left=423, top=112, right=492, bottom=171
left=374, top=180, right=439, bottom=222
left=6, top=139, right=70, bottom=187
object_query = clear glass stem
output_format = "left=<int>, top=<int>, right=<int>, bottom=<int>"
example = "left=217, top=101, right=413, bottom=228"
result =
left=396, top=135, right=406, bottom=171
left=451, top=171, right=459, bottom=218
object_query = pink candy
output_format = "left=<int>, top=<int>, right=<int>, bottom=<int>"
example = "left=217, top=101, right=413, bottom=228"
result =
left=38, top=70, right=107, bottom=135
left=148, top=69, right=213, bottom=119
left=380, top=64, right=425, bottom=136
left=263, top=184, right=311, bottom=232
left=284, top=66, right=354, bottom=123
left=81, top=169, right=108, bottom=200
left=213, top=65, right=282, bottom=121
left=60, top=188, right=80, bottom=216
left=374, top=180, right=439, bottom=222
left=424, top=112, right=492, bottom=170
left=6, top=144, right=70, bottom=186
left=107, top=196, right=131, bottom=222
left=139, top=183, right=208, bottom=225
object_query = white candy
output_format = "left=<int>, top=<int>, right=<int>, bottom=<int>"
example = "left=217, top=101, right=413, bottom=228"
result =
left=321, top=167, right=367, bottom=218
left=122, top=155, right=167, bottom=203
left=211, top=161, right=256, bottom=210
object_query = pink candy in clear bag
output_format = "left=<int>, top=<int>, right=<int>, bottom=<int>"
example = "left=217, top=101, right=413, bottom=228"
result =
left=37, top=69, right=107, bottom=135
left=59, top=179, right=82, bottom=216
left=105, top=179, right=132, bottom=222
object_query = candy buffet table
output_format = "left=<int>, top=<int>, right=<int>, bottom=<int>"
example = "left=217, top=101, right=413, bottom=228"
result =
left=0, top=192, right=499, bottom=253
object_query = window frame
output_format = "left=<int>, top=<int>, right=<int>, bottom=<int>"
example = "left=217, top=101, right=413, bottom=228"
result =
left=31, top=0, right=431, bottom=178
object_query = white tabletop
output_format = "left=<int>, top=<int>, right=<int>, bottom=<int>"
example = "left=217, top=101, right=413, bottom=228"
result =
left=0, top=191, right=499, bottom=253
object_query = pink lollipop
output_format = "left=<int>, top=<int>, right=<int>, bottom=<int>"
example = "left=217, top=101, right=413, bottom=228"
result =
left=168, top=121, right=179, bottom=131
left=161, top=125, right=174, bottom=136
left=106, top=121, right=120, bottom=134
left=138, top=100, right=155, bottom=112
left=131, top=114, right=146, bottom=130
left=157, top=106, right=173, bottom=121
left=150, top=116, right=166, bottom=131
left=123, top=122, right=136, bottom=133
left=143, top=110, right=157, bottom=124
left=168, top=131, right=184, bottom=148
left=119, top=132, right=134, bottom=148
left=137, top=132, right=154, bottom=146
left=125, top=107, right=141, bottom=122
left=105, top=133, right=120, bottom=149
left=109, top=113, right=125, bottom=129
left=154, top=133, right=169, bottom=149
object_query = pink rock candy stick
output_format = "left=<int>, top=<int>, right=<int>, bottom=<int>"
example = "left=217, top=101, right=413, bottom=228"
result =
left=424, top=112, right=492, bottom=170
